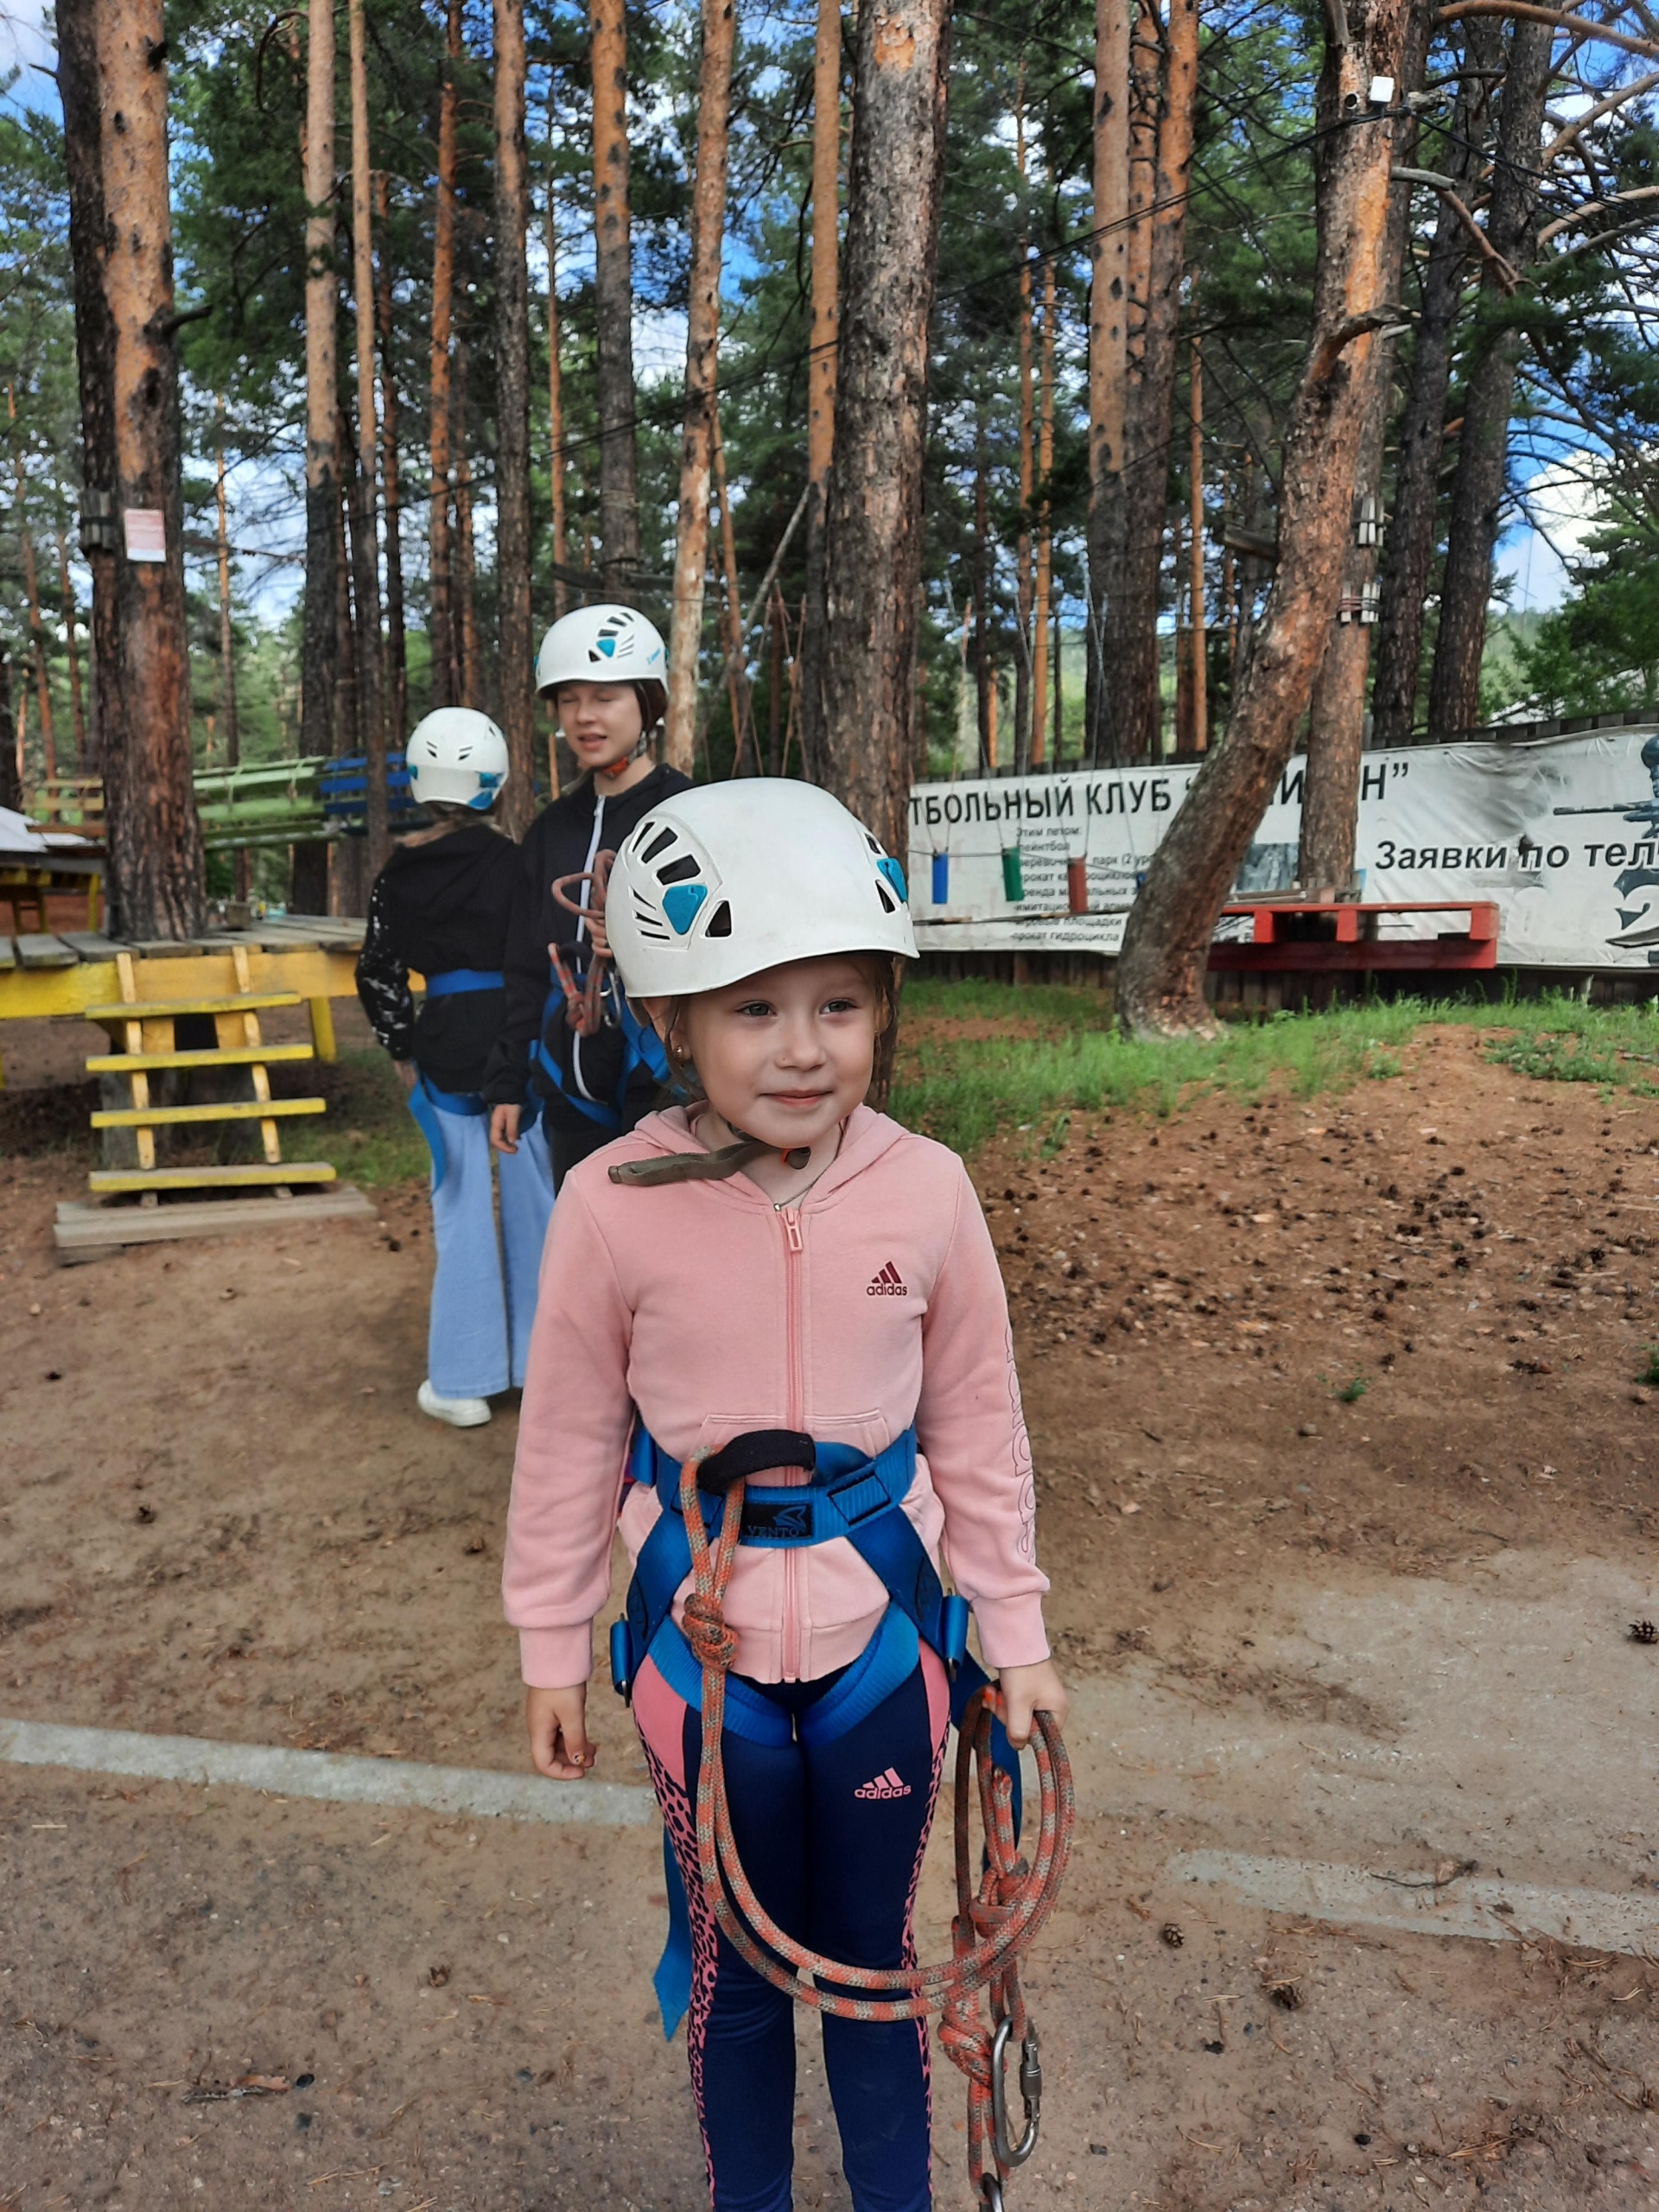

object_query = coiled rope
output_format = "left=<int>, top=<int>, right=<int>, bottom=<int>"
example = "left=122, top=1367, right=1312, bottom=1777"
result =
left=677, top=1456, right=1075, bottom=2209
left=550, top=854, right=615, bottom=1036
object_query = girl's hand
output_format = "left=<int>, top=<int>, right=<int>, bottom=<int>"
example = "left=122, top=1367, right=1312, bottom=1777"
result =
left=395, top=1059, right=418, bottom=1093
left=997, top=1659, right=1070, bottom=1751
left=525, top=1684, right=597, bottom=1779
left=490, top=1103, right=522, bottom=1154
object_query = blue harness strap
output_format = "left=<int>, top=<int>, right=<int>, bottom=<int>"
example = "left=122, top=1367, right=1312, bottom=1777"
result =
left=406, top=1073, right=489, bottom=1192
left=616, top=1425, right=1014, bottom=1765
left=532, top=972, right=671, bottom=1133
left=423, top=967, right=505, bottom=996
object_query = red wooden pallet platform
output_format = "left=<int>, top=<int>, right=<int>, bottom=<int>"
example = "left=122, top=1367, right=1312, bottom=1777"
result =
left=1208, top=899, right=1499, bottom=973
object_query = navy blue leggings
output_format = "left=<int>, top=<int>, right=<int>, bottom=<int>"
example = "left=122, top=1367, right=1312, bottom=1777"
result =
left=634, top=1649, right=950, bottom=2212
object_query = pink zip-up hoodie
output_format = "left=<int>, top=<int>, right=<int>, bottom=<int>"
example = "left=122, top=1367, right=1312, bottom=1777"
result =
left=503, top=1103, right=1050, bottom=1688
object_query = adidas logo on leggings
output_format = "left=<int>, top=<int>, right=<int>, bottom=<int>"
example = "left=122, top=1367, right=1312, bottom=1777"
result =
left=855, top=1766, right=912, bottom=1801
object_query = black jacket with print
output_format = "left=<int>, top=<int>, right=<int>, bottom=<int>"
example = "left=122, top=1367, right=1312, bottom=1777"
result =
left=355, top=823, right=518, bottom=1095
left=479, top=763, right=691, bottom=1122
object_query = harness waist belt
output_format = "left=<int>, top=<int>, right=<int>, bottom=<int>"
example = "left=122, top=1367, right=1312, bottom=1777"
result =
left=423, top=968, right=505, bottom=996
left=627, top=1427, right=918, bottom=1548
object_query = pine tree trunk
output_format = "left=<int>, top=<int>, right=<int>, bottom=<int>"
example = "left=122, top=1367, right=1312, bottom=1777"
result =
left=1185, top=337, right=1207, bottom=753
left=1297, top=0, right=1431, bottom=891
left=332, top=439, right=365, bottom=917
left=58, top=0, right=119, bottom=791
left=590, top=0, right=641, bottom=588
left=428, top=0, right=461, bottom=713
left=346, top=0, right=388, bottom=873
left=58, top=531, right=87, bottom=772
left=768, top=591, right=785, bottom=773
left=9, top=415, right=57, bottom=787
left=1107, top=0, right=1198, bottom=764
left=1369, top=22, right=1500, bottom=746
left=1032, top=250, right=1056, bottom=766
left=664, top=0, right=738, bottom=775
left=454, top=347, right=480, bottom=708
left=213, top=407, right=246, bottom=897
left=544, top=125, right=569, bottom=620
left=493, top=0, right=535, bottom=833
left=301, top=0, right=339, bottom=769
left=1086, top=0, right=1130, bottom=768
left=98, top=0, right=203, bottom=938
left=1427, top=16, right=1554, bottom=737
left=973, top=399, right=992, bottom=773
left=0, top=653, right=16, bottom=812
left=1014, top=81, right=1034, bottom=774
left=372, top=169, right=408, bottom=744
left=1298, top=357, right=1391, bottom=891
left=813, top=0, right=952, bottom=865
left=1116, top=0, right=1413, bottom=1037
left=799, top=0, right=842, bottom=784
left=712, top=409, right=754, bottom=769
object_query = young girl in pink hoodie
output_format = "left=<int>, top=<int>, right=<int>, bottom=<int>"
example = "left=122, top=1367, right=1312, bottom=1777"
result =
left=503, top=780, right=1066, bottom=2212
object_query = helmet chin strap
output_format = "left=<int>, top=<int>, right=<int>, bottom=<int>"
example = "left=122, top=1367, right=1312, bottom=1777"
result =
left=597, top=733, right=652, bottom=779
left=609, top=1129, right=810, bottom=1187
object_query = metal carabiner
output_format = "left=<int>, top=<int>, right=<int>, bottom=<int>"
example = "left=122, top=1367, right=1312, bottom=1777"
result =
left=989, top=2016, right=1042, bottom=2170
left=980, top=2175, right=1006, bottom=2212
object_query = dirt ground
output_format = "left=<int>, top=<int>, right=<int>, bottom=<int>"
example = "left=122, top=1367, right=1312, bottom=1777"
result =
left=6, top=1010, right=1659, bottom=2210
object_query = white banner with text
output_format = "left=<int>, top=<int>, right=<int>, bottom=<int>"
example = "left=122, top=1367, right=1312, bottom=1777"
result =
left=906, top=727, right=1659, bottom=969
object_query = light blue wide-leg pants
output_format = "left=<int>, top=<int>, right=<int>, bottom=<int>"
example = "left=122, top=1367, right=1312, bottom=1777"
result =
left=417, top=1091, right=555, bottom=1400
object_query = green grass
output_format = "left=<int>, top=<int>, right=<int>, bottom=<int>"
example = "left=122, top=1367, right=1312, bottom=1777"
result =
left=295, top=1049, right=430, bottom=1190
left=1483, top=1001, right=1659, bottom=1096
left=276, top=990, right=1659, bottom=1187
left=891, top=982, right=1659, bottom=1154
left=892, top=988, right=1425, bottom=1154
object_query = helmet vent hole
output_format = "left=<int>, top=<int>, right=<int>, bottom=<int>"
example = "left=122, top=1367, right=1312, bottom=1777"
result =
left=640, top=827, right=676, bottom=863
left=704, top=900, right=733, bottom=938
left=874, top=881, right=896, bottom=913
left=657, top=855, right=701, bottom=886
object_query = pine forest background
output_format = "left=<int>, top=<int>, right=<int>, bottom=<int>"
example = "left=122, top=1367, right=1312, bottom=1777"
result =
left=2, top=0, right=1658, bottom=913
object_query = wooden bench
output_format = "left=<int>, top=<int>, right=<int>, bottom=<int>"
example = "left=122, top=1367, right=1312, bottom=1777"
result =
left=1209, top=899, right=1499, bottom=973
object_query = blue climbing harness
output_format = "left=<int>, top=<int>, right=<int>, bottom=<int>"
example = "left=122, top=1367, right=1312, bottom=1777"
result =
left=531, top=968, right=671, bottom=1133
left=609, top=1424, right=1023, bottom=2037
left=404, top=970, right=533, bottom=1188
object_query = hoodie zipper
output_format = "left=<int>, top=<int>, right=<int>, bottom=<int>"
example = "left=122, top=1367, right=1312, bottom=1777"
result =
left=779, top=1202, right=804, bottom=1677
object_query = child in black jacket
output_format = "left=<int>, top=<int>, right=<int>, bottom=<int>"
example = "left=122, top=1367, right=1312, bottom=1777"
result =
left=480, top=603, right=691, bottom=1188
left=357, top=709, right=555, bottom=1428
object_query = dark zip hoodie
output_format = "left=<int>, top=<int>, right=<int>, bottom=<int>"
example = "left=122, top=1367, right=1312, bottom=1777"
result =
left=480, top=762, right=692, bottom=1119
left=356, top=822, right=518, bottom=1095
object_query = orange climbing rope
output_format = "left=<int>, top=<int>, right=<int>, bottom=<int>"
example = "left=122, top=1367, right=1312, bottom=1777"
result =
left=549, top=853, right=615, bottom=1037
left=677, top=1456, right=1075, bottom=2211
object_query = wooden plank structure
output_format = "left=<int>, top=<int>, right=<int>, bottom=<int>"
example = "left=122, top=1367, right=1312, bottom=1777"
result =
left=0, top=914, right=380, bottom=1258
left=82, top=942, right=337, bottom=1198
left=1208, top=899, right=1499, bottom=974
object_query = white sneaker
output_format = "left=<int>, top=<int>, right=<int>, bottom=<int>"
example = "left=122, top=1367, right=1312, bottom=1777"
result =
left=417, top=1379, right=492, bottom=1428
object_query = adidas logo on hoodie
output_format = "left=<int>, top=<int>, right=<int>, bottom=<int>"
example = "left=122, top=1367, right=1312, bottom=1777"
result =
left=867, top=1262, right=907, bottom=1297
left=855, top=1766, right=912, bottom=1801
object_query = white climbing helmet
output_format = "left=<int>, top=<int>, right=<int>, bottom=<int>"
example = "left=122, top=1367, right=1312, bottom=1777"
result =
left=536, top=603, right=668, bottom=695
left=404, top=708, right=510, bottom=810
left=605, top=779, right=917, bottom=998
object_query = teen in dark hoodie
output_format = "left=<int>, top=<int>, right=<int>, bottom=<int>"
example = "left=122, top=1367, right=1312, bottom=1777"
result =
left=357, top=709, right=555, bottom=1429
left=481, top=604, right=692, bottom=1187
